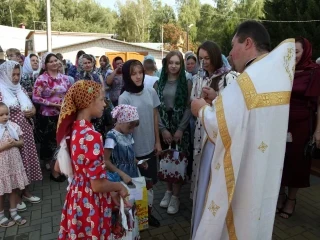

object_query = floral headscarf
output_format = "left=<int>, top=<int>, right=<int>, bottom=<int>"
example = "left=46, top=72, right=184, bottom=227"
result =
left=56, top=80, right=102, bottom=176
left=111, top=104, right=139, bottom=123
left=0, top=60, right=33, bottom=111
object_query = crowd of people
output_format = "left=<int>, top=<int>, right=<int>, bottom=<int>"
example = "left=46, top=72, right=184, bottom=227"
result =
left=0, top=20, right=319, bottom=239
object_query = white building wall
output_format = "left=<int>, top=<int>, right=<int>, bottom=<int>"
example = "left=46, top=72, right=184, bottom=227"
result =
left=43, top=39, right=165, bottom=67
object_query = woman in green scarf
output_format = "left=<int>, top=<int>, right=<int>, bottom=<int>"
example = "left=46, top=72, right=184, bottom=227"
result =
left=157, top=51, right=192, bottom=215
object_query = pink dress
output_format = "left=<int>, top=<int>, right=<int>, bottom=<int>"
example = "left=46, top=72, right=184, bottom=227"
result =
left=59, top=120, right=113, bottom=239
left=0, top=121, right=29, bottom=195
left=0, top=91, right=43, bottom=182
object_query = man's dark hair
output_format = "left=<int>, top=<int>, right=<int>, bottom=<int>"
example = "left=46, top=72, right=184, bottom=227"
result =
left=114, top=56, right=123, bottom=63
left=235, top=20, right=271, bottom=52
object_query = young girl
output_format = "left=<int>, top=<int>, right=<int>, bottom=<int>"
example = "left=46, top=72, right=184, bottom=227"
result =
left=104, top=104, right=148, bottom=183
left=119, top=59, right=161, bottom=227
left=0, top=102, right=29, bottom=227
left=55, top=80, right=129, bottom=239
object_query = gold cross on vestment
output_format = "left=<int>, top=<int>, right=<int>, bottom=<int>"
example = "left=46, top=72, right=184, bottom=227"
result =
left=258, top=141, right=268, bottom=153
left=208, top=200, right=220, bottom=216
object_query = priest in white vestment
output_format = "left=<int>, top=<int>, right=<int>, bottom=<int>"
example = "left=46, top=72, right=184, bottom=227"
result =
left=191, top=21, right=296, bottom=240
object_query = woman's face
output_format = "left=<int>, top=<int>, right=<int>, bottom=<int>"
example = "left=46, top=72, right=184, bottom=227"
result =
left=168, top=55, right=181, bottom=75
left=295, top=42, right=304, bottom=65
left=30, top=56, right=39, bottom=71
left=89, top=89, right=106, bottom=118
left=12, top=67, right=20, bottom=85
left=198, top=48, right=213, bottom=73
left=186, top=58, right=196, bottom=73
left=100, top=59, right=106, bottom=68
left=131, top=66, right=144, bottom=87
left=83, top=58, right=93, bottom=72
left=46, top=56, right=59, bottom=72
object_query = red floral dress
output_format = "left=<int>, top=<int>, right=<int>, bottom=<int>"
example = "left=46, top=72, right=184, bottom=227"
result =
left=59, top=120, right=113, bottom=239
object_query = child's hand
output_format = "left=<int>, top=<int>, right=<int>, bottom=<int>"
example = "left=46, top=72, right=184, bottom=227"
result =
left=121, top=173, right=132, bottom=184
left=139, top=162, right=148, bottom=170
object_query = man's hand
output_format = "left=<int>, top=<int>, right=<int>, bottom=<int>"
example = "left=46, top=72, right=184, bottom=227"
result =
left=191, top=98, right=208, bottom=117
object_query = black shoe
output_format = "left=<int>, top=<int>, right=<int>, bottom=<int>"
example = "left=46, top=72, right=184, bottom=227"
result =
left=148, top=215, right=160, bottom=228
left=50, top=173, right=66, bottom=183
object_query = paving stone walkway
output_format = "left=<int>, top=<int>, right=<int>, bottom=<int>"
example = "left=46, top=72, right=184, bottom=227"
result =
left=1, top=171, right=319, bottom=240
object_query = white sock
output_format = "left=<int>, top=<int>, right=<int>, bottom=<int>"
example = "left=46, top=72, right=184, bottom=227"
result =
left=9, top=208, right=18, bottom=220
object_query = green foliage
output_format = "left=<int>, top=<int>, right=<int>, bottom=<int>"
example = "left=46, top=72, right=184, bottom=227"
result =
left=0, top=0, right=116, bottom=33
left=1, top=0, right=320, bottom=58
left=264, top=0, right=320, bottom=58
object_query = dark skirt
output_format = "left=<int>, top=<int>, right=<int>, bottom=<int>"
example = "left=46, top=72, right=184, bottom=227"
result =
left=281, top=109, right=312, bottom=188
left=38, top=115, right=58, bottom=164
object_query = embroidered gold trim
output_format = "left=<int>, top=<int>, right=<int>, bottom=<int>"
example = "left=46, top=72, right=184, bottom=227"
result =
left=258, top=142, right=268, bottom=153
left=208, top=200, right=220, bottom=216
left=201, top=105, right=215, bottom=144
left=216, top=96, right=238, bottom=239
left=284, top=47, right=295, bottom=83
left=238, top=72, right=291, bottom=110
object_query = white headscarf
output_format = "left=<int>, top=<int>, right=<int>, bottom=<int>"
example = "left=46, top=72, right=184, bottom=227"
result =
left=0, top=61, right=33, bottom=111
left=23, top=54, right=40, bottom=76
left=0, top=121, right=19, bottom=141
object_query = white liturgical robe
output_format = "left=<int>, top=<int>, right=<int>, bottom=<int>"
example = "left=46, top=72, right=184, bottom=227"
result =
left=193, top=39, right=296, bottom=240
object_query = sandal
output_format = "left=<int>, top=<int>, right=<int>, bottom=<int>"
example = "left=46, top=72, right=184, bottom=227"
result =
left=10, top=213, right=27, bottom=226
left=280, top=198, right=296, bottom=219
left=276, top=193, right=287, bottom=214
left=0, top=216, right=15, bottom=228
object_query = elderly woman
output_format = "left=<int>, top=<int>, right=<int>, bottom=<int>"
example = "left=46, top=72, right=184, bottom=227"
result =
left=33, top=52, right=71, bottom=182
left=0, top=60, right=42, bottom=212
left=21, top=54, right=40, bottom=97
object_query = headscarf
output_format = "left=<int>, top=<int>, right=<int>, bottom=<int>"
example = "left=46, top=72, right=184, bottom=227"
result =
left=56, top=80, right=102, bottom=176
left=76, top=55, right=101, bottom=84
left=0, top=60, right=33, bottom=111
left=0, top=103, right=19, bottom=141
left=296, top=38, right=319, bottom=71
left=111, top=104, right=139, bottom=123
left=185, top=51, right=199, bottom=75
left=221, top=54, right=231, bottom=69
left=158, top=53, right=188, bottom=134
left=122, top=59, right=145, bottom=94
left=0, top=120, right=19, bottom=141
left=23, top=54, right=40, bottom=76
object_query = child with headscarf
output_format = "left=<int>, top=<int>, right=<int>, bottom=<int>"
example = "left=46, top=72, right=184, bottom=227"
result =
left=0, top=102, right=29, bottom=228
left=56, top=80, right=129, bottom=239
left=104, top=104, right=147, bottom=184
left=119, top=59, right=162, bottom=227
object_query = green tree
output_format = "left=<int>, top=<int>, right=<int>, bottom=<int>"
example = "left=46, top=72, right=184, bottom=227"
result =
left=115, top=0, right=153, bottom=42
left=176, top=0, right=201, bottom=41
left=149, top=1, right=176, bottom=42
left=264, top=0, right=320, bottom=58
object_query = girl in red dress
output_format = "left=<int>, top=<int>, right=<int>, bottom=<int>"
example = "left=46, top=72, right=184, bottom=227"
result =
left=56, top=80, right=129, bottom=239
